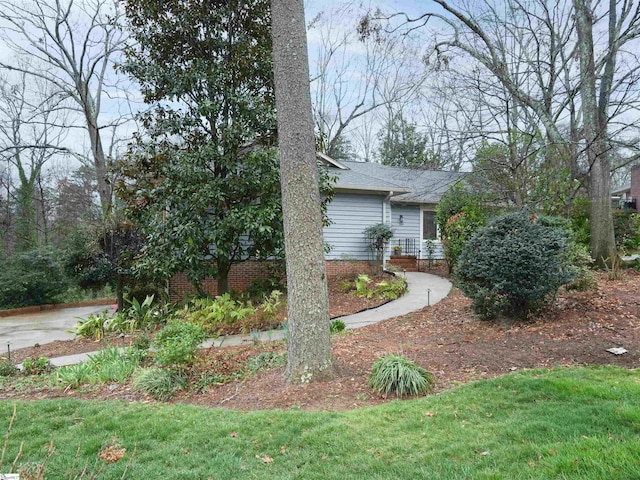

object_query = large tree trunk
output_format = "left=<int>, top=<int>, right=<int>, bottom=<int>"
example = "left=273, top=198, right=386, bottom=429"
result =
left=574, top=0, right=616, bottom=267
left=271, top=0, right=333, bottom=383
left=83, top=95, right=111, bottom=217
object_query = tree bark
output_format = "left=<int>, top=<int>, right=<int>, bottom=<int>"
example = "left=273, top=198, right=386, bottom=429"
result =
left=271, top=0, right=333, bottom=382
left=574, top=0, right=616, bottom=267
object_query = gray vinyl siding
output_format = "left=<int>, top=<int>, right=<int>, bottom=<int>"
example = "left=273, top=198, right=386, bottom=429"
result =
left=324, top=193, right=385, bottom=260
left=391, top=205, right=420, bottom=240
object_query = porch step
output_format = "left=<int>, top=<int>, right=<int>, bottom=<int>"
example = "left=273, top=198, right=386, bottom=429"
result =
left=387, top=257, right=418, bottom=272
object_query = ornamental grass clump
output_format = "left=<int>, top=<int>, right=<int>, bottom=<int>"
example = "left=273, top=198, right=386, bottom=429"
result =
left=133, top=367, right=184, bottom=401
left=457, top=210, right=576, bottom=320
left=368, top=354, right=434, bottom=398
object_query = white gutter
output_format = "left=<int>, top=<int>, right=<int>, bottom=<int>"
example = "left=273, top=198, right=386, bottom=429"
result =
left=382, top=191, right=393, bottom=270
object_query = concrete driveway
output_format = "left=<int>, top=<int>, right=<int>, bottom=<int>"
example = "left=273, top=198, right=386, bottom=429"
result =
left=0, top=305, right=111, bottom=351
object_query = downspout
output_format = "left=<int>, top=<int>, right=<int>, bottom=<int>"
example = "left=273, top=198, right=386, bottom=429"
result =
left=382, top=191, right=393, bottom=270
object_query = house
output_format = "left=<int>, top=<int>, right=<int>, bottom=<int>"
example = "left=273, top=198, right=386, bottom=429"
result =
left=612, top=164, right=639, bottom=211
left=320, top=153, right=465, bottom=274
left=169, top=155, right=464, bottom=300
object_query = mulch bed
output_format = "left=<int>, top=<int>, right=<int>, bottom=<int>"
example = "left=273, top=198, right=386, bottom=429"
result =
left=3, top=269, right=639, bottom=412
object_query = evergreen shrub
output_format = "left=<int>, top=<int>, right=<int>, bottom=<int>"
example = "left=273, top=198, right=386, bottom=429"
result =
left=0, top=250, right=69, bottom=308
left=457, top=210, right=576, bottom=320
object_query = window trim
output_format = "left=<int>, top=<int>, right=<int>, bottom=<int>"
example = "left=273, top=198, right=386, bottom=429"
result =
left=420, top=205, right=440, bottom=242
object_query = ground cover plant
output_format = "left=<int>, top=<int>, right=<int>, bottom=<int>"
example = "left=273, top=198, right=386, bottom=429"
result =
left=0, top=366, right=638, bottom=479
left=341, top=273, right=407, bottom=301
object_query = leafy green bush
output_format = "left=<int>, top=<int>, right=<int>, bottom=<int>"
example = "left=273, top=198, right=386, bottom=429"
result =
left=0, top=358, right=18, bottom=377
left=152, top=322, right=207, bottom=368
left=441, top=207, right=486, bottom=272
left=613, top=210, right=640, bottom=252
left=123, top=294, right=165, bottom=331
left=457, top=211, right=576, bottom=320
left=364, top=223, right=394, bottom=264
left=71, top=310, right=110, bottom=340
left=568, top=197, right=591, bottom=248
left=330, top=319, right=346, bottom=333
left=0, top=249, right=69, bottom=308
left=368, top=354, right=434, bottom=398
left=21, top=356, right=52, bottom=375
left=185, top=294, right=257, bottom=335
left=133, top=367, right=184, bottom=401
left=566, top=244, right=597, bottom=291
left=436, top=183, right=489, bottom=272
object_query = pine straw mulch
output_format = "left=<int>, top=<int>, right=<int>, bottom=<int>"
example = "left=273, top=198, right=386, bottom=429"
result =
left=3, top=269, right=640, bottom=411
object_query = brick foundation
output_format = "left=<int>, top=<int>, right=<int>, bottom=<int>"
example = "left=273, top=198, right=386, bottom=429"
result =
left=168, top=261, right=275, bottom=302
left=168, top=259, right=373, bottom=302
left=325, top=259, right=373, bottom=279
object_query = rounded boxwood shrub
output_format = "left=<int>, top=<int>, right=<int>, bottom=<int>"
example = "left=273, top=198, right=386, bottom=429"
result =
left=457, top=210, right=576, bottom=320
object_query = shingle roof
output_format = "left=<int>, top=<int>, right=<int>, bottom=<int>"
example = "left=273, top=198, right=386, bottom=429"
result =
left=333, top=161, right=466, bottom=204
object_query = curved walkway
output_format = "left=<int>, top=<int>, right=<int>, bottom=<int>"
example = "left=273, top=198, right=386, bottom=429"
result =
left=23, top=272, right=452, bottom=368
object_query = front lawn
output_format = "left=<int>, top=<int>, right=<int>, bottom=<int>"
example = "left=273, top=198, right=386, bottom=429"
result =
left=1, top=366, right=638, bottom=479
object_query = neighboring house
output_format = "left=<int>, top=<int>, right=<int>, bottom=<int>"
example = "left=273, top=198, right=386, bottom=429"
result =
left=169, top=154, right=464, bottom=300
left=612, top=164, right=639, bottom=211
left=320, top=153, right=465, bottom=274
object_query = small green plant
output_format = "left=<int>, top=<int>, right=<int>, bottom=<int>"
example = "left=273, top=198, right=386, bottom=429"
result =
left=245, top=351, right=287, bottom=373
left=280, top=321, right=289, bottom=341
left=364, top=223, right=394, bottom=271
left=424, top=239, right=436, bottom=269
left=126, top=294, right=160, bottom=330
left=21, top=356, right=52, bottom=375
left=152, top=322, right=207, bottom=368
left=329, top=319, right=346, bottom=333
left=71, top=310, right=110, bottom=340
left=133, top=334, right=151, bottom=352
left=193, top=372, right=230, bottom=392
left=348, top=274, right=407, bottom=301
left=0, top=358, right=18, bottom=377
left=185, top=294, right=257, bottom=335
left=56, top=347, right=139, bottom=387
left=133, top=367, right=184, bottom=401
left=354, top=274, right=374, bottom=298
left=368, top=354, right=434, bottom=398
left=374, top=276, right=407, bottom=300
left=258, top=289, right=284, bottom=324
left=566, top=244, right=597, bottom=291
left=56, top=362, right=94, bottom=388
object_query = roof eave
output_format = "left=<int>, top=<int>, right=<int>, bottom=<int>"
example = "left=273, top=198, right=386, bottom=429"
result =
left=334, top=184, right=412, bottom=195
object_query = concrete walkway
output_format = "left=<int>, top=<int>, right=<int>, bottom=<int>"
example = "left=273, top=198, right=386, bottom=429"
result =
left=20, top=272, right=452, bottom=368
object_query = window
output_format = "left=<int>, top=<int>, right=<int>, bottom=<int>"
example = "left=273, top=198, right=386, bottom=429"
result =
left=422, top=210, right=437, bottom=240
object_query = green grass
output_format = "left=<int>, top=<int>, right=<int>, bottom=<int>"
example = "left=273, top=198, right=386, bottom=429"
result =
left=0, top=366, right=639, bottom=479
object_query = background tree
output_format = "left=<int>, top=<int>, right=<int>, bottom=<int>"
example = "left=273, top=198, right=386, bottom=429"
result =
left=377, top=112, right=443, bottom=169
left=309, top=4, right=428, bottom=160
left=0, top=0, right=131, bottom=216
left=361, top=0, right=640, bottom=266
left=119, top=0, right=282, bottom=296
left=272, top=0, right=333, bottom=382
left=0, top=73, right=69, bottom=252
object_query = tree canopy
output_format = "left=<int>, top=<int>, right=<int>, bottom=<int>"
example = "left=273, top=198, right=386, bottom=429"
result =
left=118, top=0, right=281, bottom=294
left=377, top=113, right=443, bottom=169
